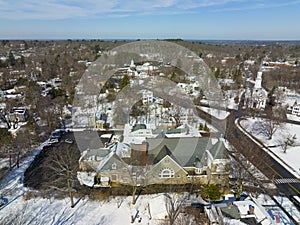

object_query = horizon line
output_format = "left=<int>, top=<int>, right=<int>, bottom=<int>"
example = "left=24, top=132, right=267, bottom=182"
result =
left=1, top=38, right=300, bottom=42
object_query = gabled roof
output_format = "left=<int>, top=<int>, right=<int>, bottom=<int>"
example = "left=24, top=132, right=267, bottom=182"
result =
left=209, top=138, right=227, bottom=160
left=81, top=148, right=111, bottom=160
left=151, top=155, right=188, bottom=175
left=96, top=151, right=127, bottom=172
left=153, top=145, right=173, bottom=164
left=146, top=137, right=212, bottom=167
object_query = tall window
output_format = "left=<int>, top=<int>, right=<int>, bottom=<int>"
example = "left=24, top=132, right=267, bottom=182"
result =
left=159, top=167, right=175, bottom=178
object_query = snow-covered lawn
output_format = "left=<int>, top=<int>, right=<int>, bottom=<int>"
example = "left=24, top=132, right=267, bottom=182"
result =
left=240, top=118, right=300, bottom=177
left=0, top=192, right=171, bottom=225
left=0, top=142, right=178, bottom=225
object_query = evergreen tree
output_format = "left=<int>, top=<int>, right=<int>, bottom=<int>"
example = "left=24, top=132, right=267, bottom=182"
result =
left=198, top=123, right=203, bottom=130
left=120, top=75, right=130, bottom=90
left=214, top=67, right=220, bottom=79
left=202, top=184, right=222, bottom=201
left=204, top=123, right=210, bottom=132
left=8, top=50, right=16, bottom=66
left=268, top=86, right=276, bottom=106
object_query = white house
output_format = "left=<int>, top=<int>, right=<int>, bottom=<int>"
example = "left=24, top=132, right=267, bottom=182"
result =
left=288, top=102, right=300, bottom=116
left=141, top=90, right=153, bottom=105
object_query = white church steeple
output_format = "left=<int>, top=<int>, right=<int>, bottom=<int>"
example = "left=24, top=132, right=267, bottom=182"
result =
left=254, top=71, right=262, bottom=89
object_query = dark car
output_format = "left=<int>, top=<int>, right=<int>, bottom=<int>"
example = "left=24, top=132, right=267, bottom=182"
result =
left=0, top=197, right=8, bottom=207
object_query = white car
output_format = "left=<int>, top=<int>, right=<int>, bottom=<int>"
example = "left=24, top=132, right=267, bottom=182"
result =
left=48, top=138, right=59, bottom=144
left=64, top=139, right=74, bottom=144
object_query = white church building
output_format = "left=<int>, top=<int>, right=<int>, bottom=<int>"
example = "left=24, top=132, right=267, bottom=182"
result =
left=245, top=71, right=268, bottom=110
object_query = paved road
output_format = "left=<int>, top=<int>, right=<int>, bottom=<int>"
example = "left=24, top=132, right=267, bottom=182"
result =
left=196, top=107, right=300, bottom=197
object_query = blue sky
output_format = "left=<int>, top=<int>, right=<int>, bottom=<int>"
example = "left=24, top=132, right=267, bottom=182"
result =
left=0, top=0, right=300, bottom=40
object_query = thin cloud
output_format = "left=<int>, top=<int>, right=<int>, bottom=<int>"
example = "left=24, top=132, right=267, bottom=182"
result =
left=175, top=0, right=248, bottom=10
left=1, top=0, right=300, bottom=20
left=211, top=0, right=300, bottom=12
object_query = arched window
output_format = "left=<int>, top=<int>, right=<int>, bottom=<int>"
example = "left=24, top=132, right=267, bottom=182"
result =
left=159, top=167, right=174, bottom=178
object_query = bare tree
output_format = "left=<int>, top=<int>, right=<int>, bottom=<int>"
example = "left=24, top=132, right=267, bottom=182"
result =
left=0, top=108, right=11, bottom=129
left=168, top=105, right=187, bottom=127
left=229, top=154, right=253, bottom=200
left=48, top=144, right=79, bottom=207
left=164, top=192, right=188, bottom=225
left=278, top=133, right=297, bottom=153
left=253, top=118, right=282, bottom=140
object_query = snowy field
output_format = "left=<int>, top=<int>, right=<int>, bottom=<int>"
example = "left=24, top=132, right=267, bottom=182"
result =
left=0, top=192, right=171, bottom=225
left=0, top=142, right=189, bottom=225
left=240, top=118, right=300, bottom=178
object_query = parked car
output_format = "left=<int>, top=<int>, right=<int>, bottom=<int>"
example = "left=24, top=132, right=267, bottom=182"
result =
left=50, top=129, right=65, bottom=139
left=64, top=138, right=74, bottom=144
left=32, top=113, right=40, bottom=122
left=48, top=138, right=59, bottom=144
left=0, top=197, right=7, bottom=207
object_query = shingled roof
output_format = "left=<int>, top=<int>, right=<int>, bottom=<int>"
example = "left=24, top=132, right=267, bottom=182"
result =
left=146, top=137, right=213, bottom=167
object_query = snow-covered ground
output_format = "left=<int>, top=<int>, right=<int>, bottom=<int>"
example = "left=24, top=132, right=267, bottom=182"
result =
left=0, top=191, right=171, bottom=225
left=0, top=141, right=180, bottom=225
left=239, top=118, right=300, bottom=178
left=0, top=158, right=9, bottom=171
left=273, top=196, right=300, bottom=224
left=256, top=194, right=300, bottom=224
left=287, top=114, right=300, bottom=122
left=199, top=106, right=230, bottom=120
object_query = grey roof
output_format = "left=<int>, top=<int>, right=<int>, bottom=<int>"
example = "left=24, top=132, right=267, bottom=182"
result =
left=146, top=137, right=212, bottom=167
left=96, top=151, right=127, bottom=172
left=220, top=205, right=241, bottom=219
left=92, top=137, right=228, bottom=172
left=153, top=145, right=173, bottom=164
left=82, top=148, right=111, bottom=160
left=132, top=124, right=146, bottom=132
left=209, top=138, right=227, bottom=160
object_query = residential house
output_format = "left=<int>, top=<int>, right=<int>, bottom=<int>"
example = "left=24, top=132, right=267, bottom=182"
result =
left=288, top=102, right=300, bottom=116
left=8, top=107, right=29, bottom=122
left=51, top=78, right=62, bottom=87
left=141, top=90, right=153, bottom=105
left=77, top=136, right=230, bottom=188
left=206, top=196, right=275, bottom=225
